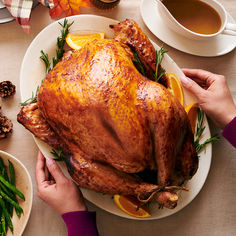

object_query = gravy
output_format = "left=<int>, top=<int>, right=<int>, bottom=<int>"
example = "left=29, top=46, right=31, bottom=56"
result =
left=162, top=0, right=222, bottom=35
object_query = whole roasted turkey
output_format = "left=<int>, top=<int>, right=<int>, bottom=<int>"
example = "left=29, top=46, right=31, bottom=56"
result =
left=18, top=19, right=198, bottom=209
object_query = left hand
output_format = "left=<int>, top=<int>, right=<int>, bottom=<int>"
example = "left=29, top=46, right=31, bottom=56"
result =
left=35, top=151, right=87, bottom=214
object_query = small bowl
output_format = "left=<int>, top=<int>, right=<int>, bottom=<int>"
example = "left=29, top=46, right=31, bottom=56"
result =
left=157, top=0, right=236, bottom=40
left=90, top=0, right=120, bottom=10
left=0, top=150, right=33, bottom=236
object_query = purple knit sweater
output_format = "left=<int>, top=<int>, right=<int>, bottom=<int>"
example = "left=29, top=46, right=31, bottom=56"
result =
left=222, top=117, right=236, bottom=147
left=62, top=211, right=99, bottom=236
left=62, top=117, right=236, bottom=236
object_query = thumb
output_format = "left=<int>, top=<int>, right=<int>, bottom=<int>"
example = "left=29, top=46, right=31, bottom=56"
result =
left=180, top=76, right=206, bottom=99
left=45, top=157, right=66, bottom=183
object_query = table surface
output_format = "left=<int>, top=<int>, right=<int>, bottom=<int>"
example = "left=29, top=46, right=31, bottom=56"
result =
left=0, top=0, right=236, bottom=235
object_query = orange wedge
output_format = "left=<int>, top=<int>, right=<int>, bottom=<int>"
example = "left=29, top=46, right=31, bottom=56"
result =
left=66, top=32, right=105, bottom=50
left=166, top=73, right=184, bottom=106
left=113, top=194, right=151, bottom=218
left=185, top=103, right=198, bottom=134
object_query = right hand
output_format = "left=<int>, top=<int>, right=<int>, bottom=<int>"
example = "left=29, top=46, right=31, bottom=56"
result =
left=180, top=68, right=236, bottom=128
left=35, top=151, right=87, bottom=215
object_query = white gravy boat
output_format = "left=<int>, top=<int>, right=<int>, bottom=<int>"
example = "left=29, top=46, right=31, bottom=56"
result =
left=156, top=0, right=236, bottom=40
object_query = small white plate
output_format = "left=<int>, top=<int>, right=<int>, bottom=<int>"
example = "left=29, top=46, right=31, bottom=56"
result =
left=140, top=0, right=236, bottom=57
left=0, top=7, right=14, bottom=24
left=20, top=14, right=212, bottom=220
left=0, top=0, right=5, bottom=9
left=0, top=151, right=33, bottom=236
left=0, top=0, right=14, bottom=24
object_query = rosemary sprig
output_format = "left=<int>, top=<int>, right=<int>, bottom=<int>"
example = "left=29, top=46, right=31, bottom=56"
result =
left=50, top=147, right=66, bottom=161
left=195, top=107, right=205, bottom=143
left=40, top=50, right=51, bottom=74
left=52, top=19, right=74, bottom=67
left=194, top=108, right=220, bottom=153
left=132, top=51, right=146, bottom=76
left=132, top=46, right=167, bottom=81
left=195, top=134, right=220, bottom=153
left=20, top=19, right=73, bottom=107
left=19, top=86, right=39, bottom=106
left=154, top=46, right=168, bottom=82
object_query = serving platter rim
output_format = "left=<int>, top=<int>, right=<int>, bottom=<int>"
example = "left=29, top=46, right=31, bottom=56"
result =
left=20, top=14, right=212, bottom=220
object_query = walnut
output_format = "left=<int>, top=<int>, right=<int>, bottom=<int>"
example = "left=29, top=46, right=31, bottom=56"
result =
left=0, top=81, right=16, bottom=98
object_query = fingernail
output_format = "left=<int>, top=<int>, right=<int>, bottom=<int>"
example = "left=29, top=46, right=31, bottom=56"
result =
left=180, top=76, right=189, bottom=85
left=46, top=157, right=55, bottom=166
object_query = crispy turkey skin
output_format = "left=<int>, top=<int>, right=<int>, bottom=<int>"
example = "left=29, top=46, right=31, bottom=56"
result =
left=18, top=19, right=198, bottom=208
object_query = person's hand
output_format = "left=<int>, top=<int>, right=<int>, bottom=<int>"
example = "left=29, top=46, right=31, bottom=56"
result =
left=35, top=151, right=87, bottom=214
left=180, top=68, right=236, bottom=128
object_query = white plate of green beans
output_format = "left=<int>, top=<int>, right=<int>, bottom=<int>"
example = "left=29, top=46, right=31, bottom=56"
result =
left=0, top=151, right=33, bottom=236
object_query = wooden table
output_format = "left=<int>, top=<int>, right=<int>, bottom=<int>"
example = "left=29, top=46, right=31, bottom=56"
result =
left=0, top=0, right=236, bottom=235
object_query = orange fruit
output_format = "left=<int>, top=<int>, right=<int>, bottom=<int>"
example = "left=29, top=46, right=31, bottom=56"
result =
left=166, top=73, right=184, bottom=106
left=185, top=103, right=198, bottom=134
left=66, top=32, right=105, bottom=50
left=113, top=194, right=151, bottom=218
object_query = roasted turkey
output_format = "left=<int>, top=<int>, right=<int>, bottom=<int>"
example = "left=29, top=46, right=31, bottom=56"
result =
left=18, top=19, right=198, bottom=209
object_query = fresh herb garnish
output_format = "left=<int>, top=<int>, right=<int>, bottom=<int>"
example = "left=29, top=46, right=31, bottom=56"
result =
left=50, top=147, right=66, bottom=161
left=20, top=19, right=73, bottom=107
left=195, top=134, right=220, bottom=153
left=52, top=19, right=73, bottom=67
left=194, top=108, right=220, bottom=153
left=132, top=51, right=146, bottom=76
left=40, top=50, right=51, bottom=74
left=19, top=86, right=39, bottom=106
left=154, top=46, right=168, bottom=82
left=132, top=46, right=167, bottom=82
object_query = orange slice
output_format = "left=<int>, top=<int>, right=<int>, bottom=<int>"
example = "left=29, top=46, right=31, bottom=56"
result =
left=166, top=73, right=184, bottom=106
left=185, top=103, right=198, bottom=134
left=113, top=194, right=151, bottom=218
left=66, top=32, right=105, bottom=50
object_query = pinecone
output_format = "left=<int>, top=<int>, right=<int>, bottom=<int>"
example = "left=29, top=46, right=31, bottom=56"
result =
left=0, top=81, right=16, bottom=98
left=0, top=114, right=13, bottom=139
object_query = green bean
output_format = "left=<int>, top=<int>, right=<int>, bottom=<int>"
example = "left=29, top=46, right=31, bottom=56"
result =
left=15, top=208, right=22, bottom=218
left=1, top=213, right=6, bottom=234
left=7, top=160, right=22, bottom=217
left=0, top=197, right=13, bottom=233
left=11, top=194, right=22, bottom=218
left=8, top=203, right=13, bottom=218
left=0, top=190, right=23, bottom=213
left=0, top=158, right=25, bottom=233
left=5, top=201, right=11, bottom=221
left=0, top=210, right=3, bottom=234
left=0, top=157, right=9, bottom=181
left=0, top=176, right=25, bottom=201
left=0, top=183, right=16, bottom=218
left=0, top=183, right=21, bottom=218
left=0, top=163, right=9, bottom=183
left=0, top=182, right=15, bottom=200
left=8, top=161, right=15, bottom=186
left=5, top=201, right=13, bottom=218
left=0, top=163, right=14, bottom=217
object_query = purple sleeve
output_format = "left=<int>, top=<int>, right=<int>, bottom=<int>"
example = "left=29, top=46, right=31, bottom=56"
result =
left=62, top=211, right=99, bottom=236
left=222, top=117, right=236, bottom=148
